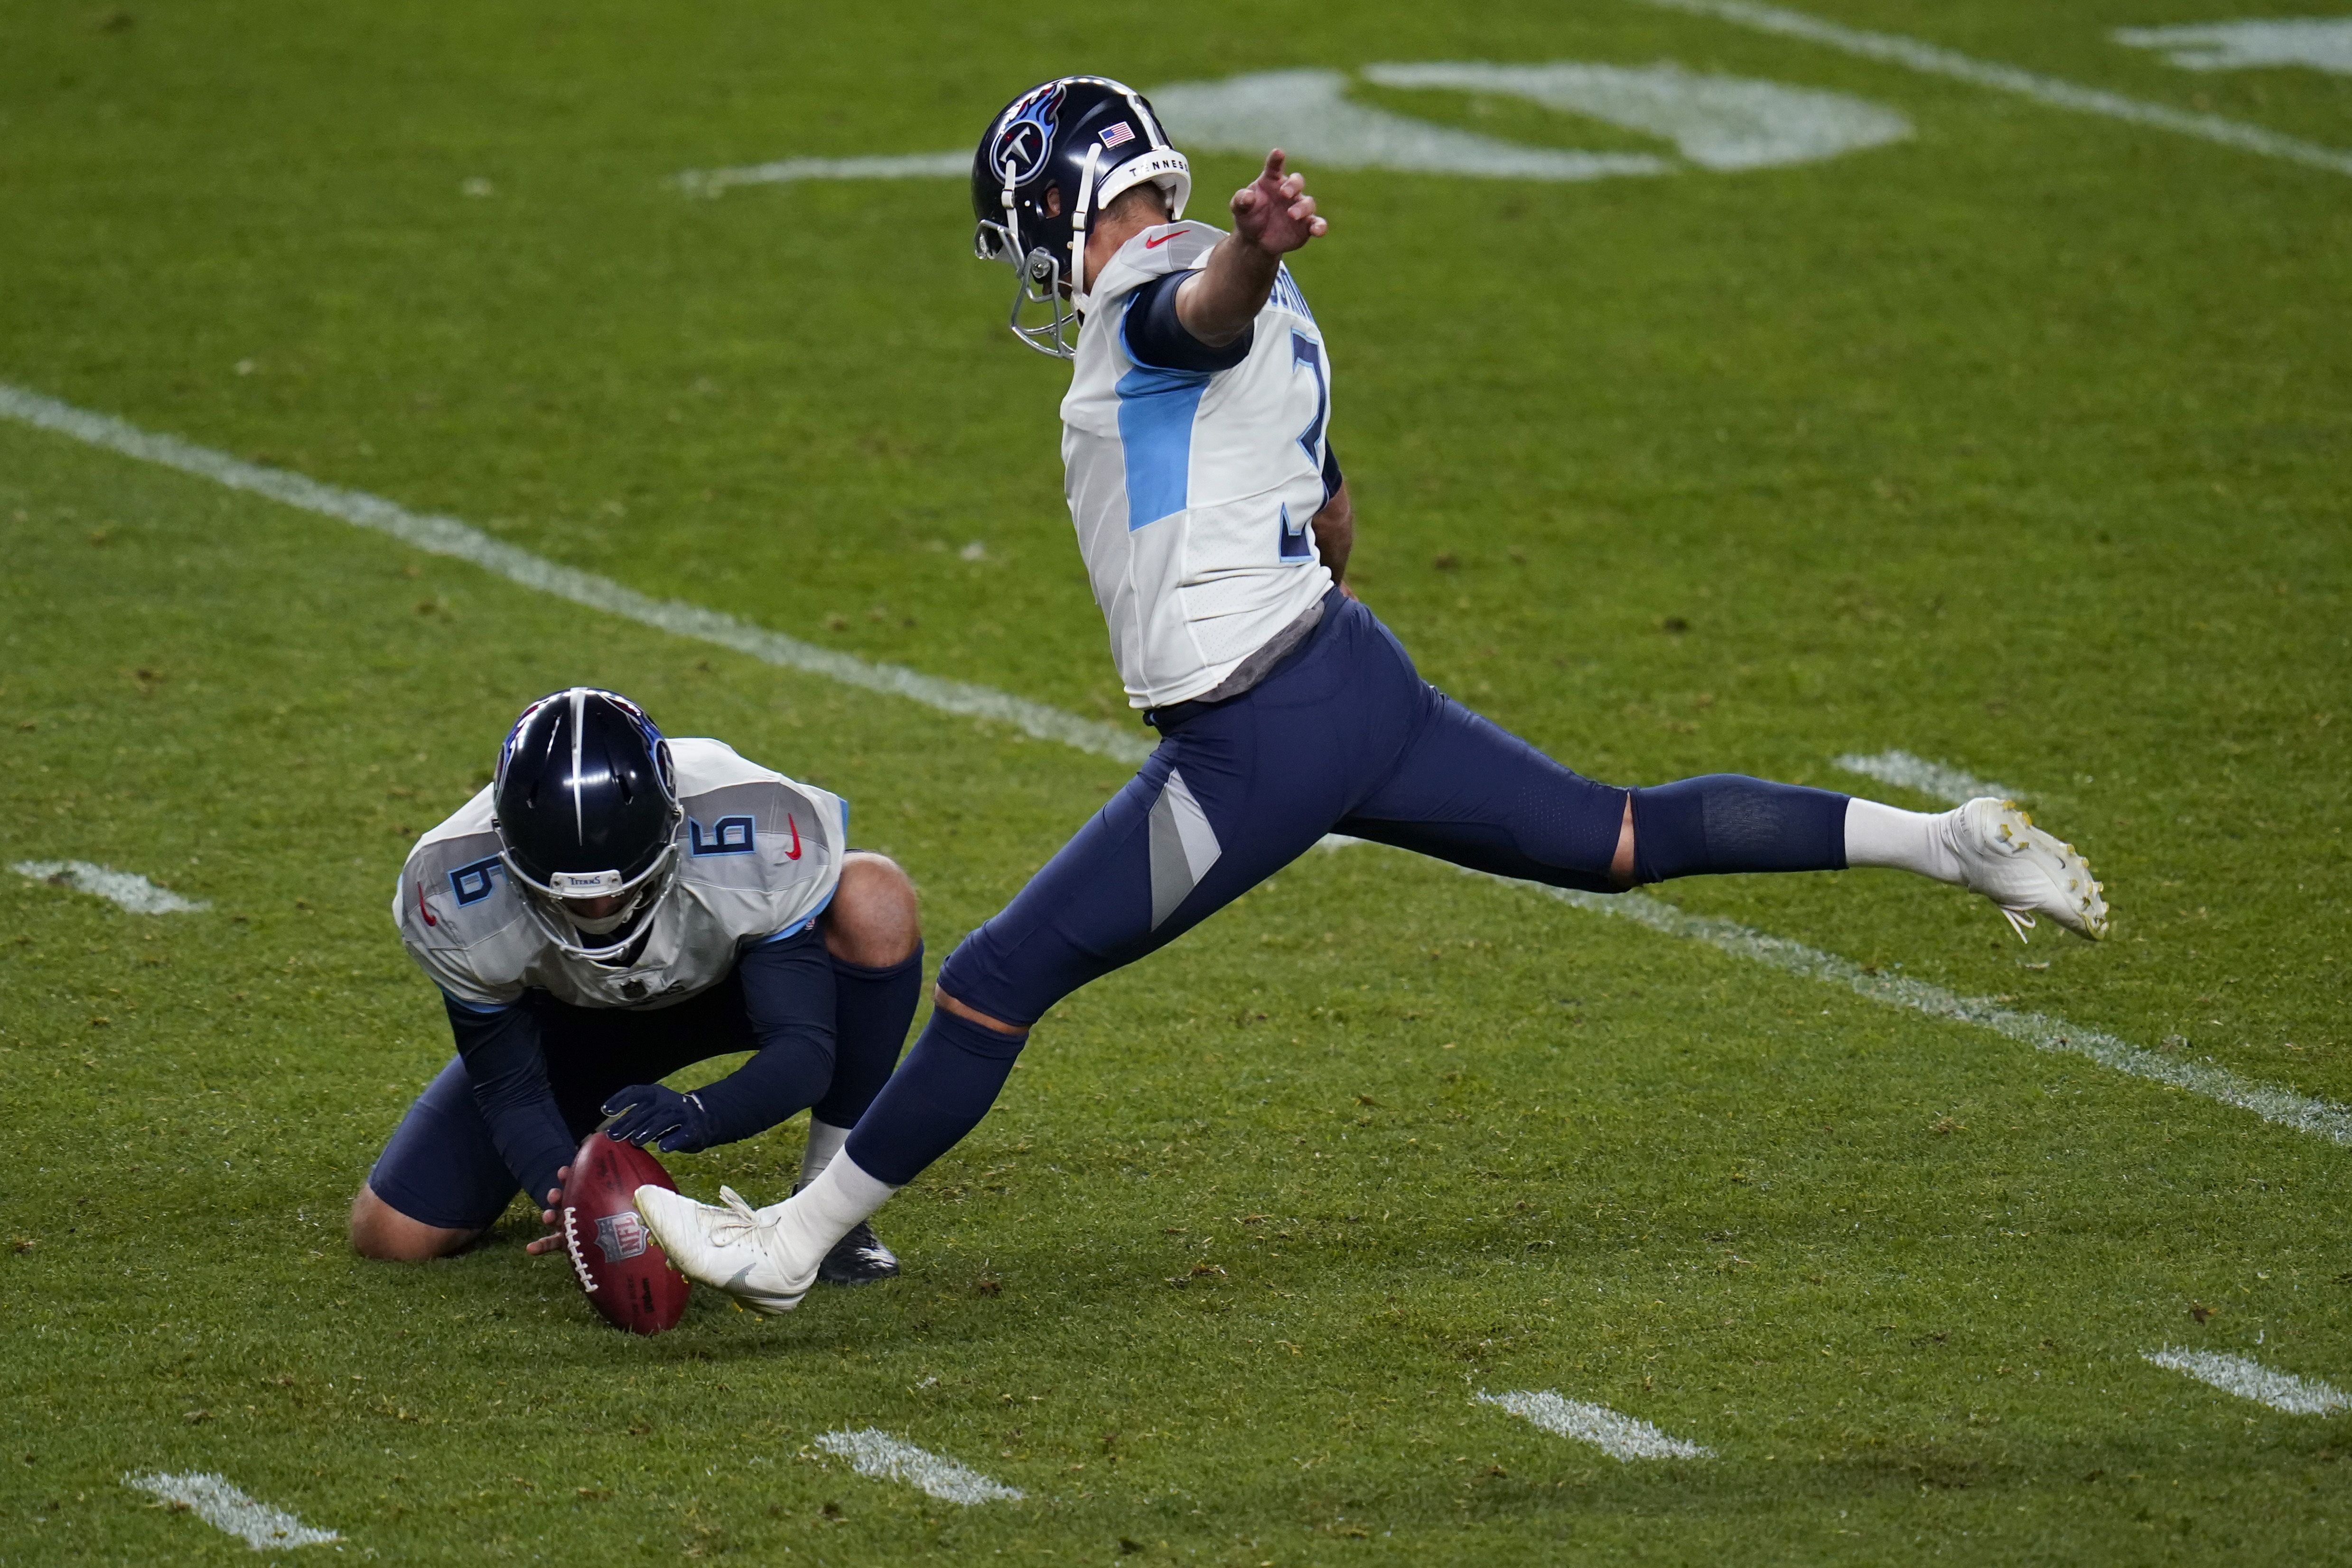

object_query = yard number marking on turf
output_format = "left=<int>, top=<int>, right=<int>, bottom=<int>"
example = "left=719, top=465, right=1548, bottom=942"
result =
left=1832, top=750, right=2018, bottom=806
left=13, top=860, right=209, bottom=915
left=2113, top=19, right=2352, bottom=78
left=123, top=1472, right=340, bottom=1550
left=1475, top=1390, right=1714, bottom=1460
left=2142, top=1349, right=2352, bottom=1415
left=813, top=1429, right=1025, bottom=1504
left=675, top=61, right=1908, bottom=194
left=1636, top=0, right=2352, bottom=177
left=0, top=383, right=1154, bottom=768
left=9, top=383, right=2346, bottom=1150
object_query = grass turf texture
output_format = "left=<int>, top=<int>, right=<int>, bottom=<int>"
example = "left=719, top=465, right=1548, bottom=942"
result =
left=2, top=0, right=2349, bottom=1560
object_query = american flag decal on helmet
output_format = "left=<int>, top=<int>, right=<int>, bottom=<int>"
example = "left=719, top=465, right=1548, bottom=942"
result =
left=1099, top=121, right=1135, bottom=149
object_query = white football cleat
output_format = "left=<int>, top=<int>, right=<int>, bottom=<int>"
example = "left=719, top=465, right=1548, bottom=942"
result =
left=1948, top=797, right=2109, bottom=942
left=633, top=1184, right=816, bottom=1316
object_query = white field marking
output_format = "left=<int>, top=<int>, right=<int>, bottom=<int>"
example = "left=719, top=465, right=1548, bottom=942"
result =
left=682, top=60, right=1902, bottom=197
left=1517, top=875, right=2352, bottom=1146
left=2143, top=1348, right=2352, bottom=1414
left=1148, top=68, right=1671, bottom=181
left=123, top=1472, right=340, bottom=1550
left=16, top=381, right=2343, bottom=1148
left=13, top=859, right=210, bottom=914
left=0, top=383, right=1154, bottom=767
left=1361, top=60, right=1910, bottom=171
left=1475, top=1390, right=1713, bottom=1460
left=675, top=150, right=969, bottom=197
left=1634, top=0, right=2352, bottom=177
left=1832, top=749, right=2016, bottom=805
left=2115, top=19, right=2352, bottom=78
left=813, top=1429, right=1024, bottom=1504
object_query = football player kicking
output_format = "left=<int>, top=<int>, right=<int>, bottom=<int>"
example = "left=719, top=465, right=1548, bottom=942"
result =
left=352, top=686, right=920, bottom=1286
left=638, top=77, right=2109, bottom=1312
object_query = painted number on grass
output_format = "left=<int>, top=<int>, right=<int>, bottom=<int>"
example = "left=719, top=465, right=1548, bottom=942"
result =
left=678, top=60, right=1911, bottom=195
left=1148, top=62, right=1911, bottom=180
left=2113, top=19, right=2352, bottom=77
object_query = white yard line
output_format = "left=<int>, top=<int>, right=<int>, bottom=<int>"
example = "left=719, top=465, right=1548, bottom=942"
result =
left=123, top=1472, right=340, bottom=1550
left=1832, top=749, right=2016, bottom=805
left=1633, top=0, right=2352, bottom=177
left=0, top=383, right=1152, bottom=767
left=13, top=860, right=209, bottom=914
left=1510, top=873, right=2352, bottom=1147
left=9, top=383, right=2344, bottom=1149
left=1475, top=1390, right=1713, bottom=1460
left=813, top=1429, right=1024, bottom=1504
left=2143, top=1348, right=2352, bottom=1415
left=676, top=150, right=968, bottom=197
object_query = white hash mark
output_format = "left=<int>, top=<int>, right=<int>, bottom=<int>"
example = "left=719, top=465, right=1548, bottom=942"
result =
left=1475, top=1390, right=1713, bottom=1460
left=1832, top=749, right=2018, bottom=805
left=124, top=1472, right=340, bottom=1550
left=814, top=1428, right=1024, bottom=1504
left=14, top=859, right=210, bottom=915
left=2143, top=1348, right=2352, bottom=1415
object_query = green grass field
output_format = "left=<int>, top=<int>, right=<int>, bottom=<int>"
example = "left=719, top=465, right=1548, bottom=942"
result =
left=4, top=1, right=2350, bottom=1561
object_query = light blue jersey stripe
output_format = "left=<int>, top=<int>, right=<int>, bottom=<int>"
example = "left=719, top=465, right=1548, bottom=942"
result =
left=1114, top=363, right=1209, bottom=531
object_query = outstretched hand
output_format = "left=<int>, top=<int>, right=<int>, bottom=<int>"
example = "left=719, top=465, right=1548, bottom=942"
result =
left=1229, top=149, right=1326, bottom=257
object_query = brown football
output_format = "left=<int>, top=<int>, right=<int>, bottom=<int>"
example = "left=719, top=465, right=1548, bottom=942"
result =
left=560, top=1133, right=691, bottom=1335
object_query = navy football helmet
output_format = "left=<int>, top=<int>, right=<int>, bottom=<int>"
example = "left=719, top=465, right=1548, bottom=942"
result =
left=492, top=687, right=682, bottom=962
left=971, top=75, right=1191, bottom=357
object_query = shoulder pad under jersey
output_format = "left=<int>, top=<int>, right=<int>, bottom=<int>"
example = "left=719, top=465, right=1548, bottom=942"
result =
left=392, top=786, right=533, bottom=1007
left=1091, top=220, right=1223, bottom=308
left=669, top=738, right=848, bottom=941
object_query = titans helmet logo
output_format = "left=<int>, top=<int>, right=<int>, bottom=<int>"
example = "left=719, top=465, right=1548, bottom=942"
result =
left=989, top=82, right=1065, bottom=187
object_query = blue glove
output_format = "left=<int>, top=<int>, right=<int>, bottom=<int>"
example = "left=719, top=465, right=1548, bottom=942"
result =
left=600, top=1083, right=717, bottom=1154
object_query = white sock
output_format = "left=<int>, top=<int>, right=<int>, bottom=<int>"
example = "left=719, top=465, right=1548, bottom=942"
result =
left=759, top=1151, right=896, bottom=1276
left=1844, top=799, right=1964, bottom=885
left=799, top=1119, right=850, bottom=1187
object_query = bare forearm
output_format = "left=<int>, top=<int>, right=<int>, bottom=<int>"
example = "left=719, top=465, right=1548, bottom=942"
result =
left=1174, top=235, right=1279, bottom=348
left=1311, top=482, right=1353, bottom=584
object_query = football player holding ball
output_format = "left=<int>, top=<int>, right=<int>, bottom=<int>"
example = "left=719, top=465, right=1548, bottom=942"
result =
left=352, top=687, right=916, bottom=1291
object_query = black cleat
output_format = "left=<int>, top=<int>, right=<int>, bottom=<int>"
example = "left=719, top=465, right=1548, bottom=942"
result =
left=792, top=1182, right=901, bottom=1286
left=818, top=1218, right=899, bottom=1285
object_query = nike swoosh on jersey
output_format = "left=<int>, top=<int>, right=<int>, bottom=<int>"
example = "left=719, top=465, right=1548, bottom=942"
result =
left=784, top=816, right=802, bottom=860
left=1143, top=231, right=1177, bottom=248
left=416, top=881, right=437, bottom=927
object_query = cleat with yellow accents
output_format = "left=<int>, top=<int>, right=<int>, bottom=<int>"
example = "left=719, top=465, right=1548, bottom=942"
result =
left=1948, top=797, right=2109, bottom=942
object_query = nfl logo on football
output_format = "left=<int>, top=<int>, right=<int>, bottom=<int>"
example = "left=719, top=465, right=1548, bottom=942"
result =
left=594, top=1210, right=649, bottom=1263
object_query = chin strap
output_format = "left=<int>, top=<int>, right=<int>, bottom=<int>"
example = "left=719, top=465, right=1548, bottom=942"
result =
left=1068, top=143, right=1102, bottom=309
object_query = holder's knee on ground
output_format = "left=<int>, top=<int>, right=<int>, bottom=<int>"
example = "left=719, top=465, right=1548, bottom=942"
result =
left=349, top=1184, right=482, bottom=1261
left=822, top=852, right=921, bottom=969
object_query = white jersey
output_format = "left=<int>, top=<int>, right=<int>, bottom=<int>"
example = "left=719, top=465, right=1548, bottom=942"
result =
left=1061, top=220, right=1335, bottom=709
left=392, top=737, right=846, bottom=1012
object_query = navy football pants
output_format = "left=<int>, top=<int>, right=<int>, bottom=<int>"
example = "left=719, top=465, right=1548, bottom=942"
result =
left=371, top=949, right=920, bottom=1230
left=845, top=589, right=1848, bottom=1185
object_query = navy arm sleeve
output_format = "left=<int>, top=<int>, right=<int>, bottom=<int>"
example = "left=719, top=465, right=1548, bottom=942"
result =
left=444, top=995, right=575, bottom=1207
left=1321, top=441, right=1343, bottom=504
left=685, top=925, right=838, bottom=1146
left=1122, top=272, right=1253, bottom=373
